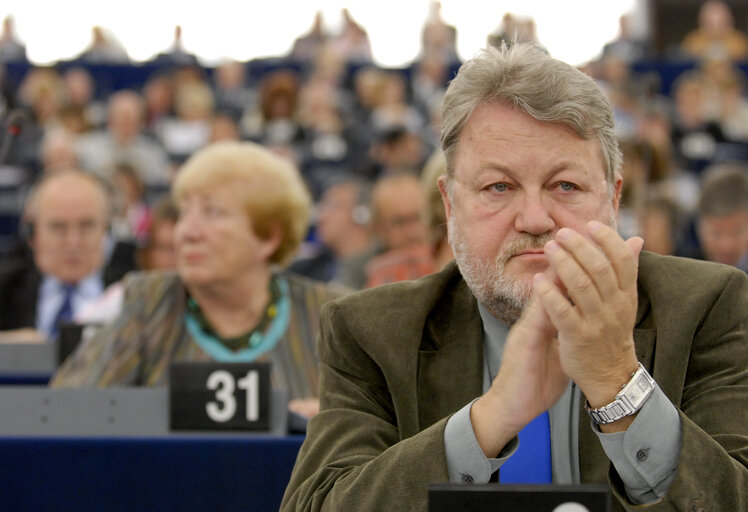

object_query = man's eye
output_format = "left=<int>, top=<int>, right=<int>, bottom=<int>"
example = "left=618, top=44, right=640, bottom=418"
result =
left=491, top=183, right=508, bottom=192
left=558, top=182, right=577, bottom=191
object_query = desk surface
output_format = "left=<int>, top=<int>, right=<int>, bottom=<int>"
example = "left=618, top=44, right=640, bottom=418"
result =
left=0, top=434, right=304, bottom=512
left=0, top=386, right=301, bottom=511
left=0, top=341, right=56, bottom=384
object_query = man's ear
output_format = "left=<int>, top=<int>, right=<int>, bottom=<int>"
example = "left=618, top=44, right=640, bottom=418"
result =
left=611, top=173, right=623, bottom=215
left=437, top=175, right=452, bottom=220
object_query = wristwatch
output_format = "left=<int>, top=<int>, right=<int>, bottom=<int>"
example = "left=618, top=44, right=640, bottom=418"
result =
left=585, top=362, right=655, bottom=424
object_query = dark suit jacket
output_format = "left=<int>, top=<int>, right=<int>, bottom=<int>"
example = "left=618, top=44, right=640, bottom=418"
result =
left=281, top=252, right=748, bottom=512
left=0, top=241, right=137, bottom=331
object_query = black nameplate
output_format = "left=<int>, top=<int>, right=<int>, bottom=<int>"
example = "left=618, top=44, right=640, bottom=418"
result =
left=169, top=362, right=271, bottom=431
left=57, top=323, right=85, bottom=364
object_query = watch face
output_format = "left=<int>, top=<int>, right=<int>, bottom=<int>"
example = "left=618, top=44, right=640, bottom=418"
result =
left=626, top=372, right=654, bottom=407
left=587, top=366, right=656, bottom=424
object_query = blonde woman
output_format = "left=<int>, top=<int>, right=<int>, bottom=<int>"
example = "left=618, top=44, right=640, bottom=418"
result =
left=52, top=141, right=347, bottom=419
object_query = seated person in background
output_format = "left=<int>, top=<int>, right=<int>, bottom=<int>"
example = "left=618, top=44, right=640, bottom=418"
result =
left=52, top=141, right=348, bottom=420
left=289, top=178, right=376, bottom=290
left=110, top=162, right=152, bottom=246
left=639, top=194, right=683, bottom=256
left=76, top=90, right=171, bottom=188
left=365, top=172, right=434, bottom=287
left=281, top=44, right=747, bottom=511
left=680, top=0, right=748, bottom=62
left=75, top=195, right=179, bottom=325
left=695, top=163, right=748, bottom=271
left=0, top=170, right=136, bottom=342
left=364, top=151, right=454, bottom=288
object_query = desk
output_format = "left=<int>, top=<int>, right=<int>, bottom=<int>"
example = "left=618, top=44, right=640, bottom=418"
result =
left=0, top=434, right=304, bottom=511
left=0, top=386, right=301, bottom=511
left=0, top=341, right=56, bottom=384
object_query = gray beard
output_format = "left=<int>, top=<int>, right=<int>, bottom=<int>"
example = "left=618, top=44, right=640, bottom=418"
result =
left=448, top=215, right=553, bottom=325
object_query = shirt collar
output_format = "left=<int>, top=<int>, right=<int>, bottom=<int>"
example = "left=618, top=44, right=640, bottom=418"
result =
left=477, top=302, right=510, bottom=381
left=41, top=271, right=104, bottom=299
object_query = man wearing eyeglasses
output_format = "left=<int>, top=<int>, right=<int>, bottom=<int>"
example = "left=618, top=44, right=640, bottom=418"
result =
left=0, top=169, right=136, bottom=342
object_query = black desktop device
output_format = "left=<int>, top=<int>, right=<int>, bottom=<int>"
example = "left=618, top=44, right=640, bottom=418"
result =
left=428, top=483, right=612, bottom=512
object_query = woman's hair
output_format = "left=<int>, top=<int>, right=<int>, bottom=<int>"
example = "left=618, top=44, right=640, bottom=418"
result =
left=440, top=43, right=621, bottom=192
left=173, top=141, right=312, bottom=266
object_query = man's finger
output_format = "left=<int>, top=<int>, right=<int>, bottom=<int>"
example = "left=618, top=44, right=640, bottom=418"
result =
left=585, top=221, right=642, bottom=293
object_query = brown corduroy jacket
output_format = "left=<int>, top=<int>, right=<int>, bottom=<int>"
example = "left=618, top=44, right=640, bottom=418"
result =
left=281, top=252, right=748, bottom=512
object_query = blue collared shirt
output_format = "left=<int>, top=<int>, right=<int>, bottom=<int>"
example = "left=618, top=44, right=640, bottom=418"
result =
left=36, top=272, right=105, bottom=339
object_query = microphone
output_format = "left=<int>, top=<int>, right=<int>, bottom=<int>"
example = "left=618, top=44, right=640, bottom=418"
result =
left=0, top=109, right=28, bottom=166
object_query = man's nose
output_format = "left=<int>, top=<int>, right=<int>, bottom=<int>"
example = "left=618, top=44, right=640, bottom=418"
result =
left=513, top=191, right=555, bottom=235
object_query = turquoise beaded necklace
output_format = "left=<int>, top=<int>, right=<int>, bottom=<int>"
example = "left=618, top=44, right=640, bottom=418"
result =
left=184, top=275, right=290, bottom=362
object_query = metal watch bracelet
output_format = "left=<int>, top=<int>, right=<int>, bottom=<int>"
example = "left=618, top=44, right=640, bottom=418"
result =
left=585, top=362, right=655, bottom=424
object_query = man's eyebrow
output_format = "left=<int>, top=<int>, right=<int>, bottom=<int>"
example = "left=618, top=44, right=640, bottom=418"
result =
left=476, top=162, right=589, bottom=178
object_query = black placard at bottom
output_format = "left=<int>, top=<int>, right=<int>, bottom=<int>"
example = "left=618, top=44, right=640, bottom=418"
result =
left=428, top=483, right=612, bottom=512
left=169, top=362, right=272, bottom=432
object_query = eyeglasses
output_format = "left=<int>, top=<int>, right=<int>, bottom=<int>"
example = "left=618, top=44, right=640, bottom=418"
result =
left=38, top=219, right=106, bottom=240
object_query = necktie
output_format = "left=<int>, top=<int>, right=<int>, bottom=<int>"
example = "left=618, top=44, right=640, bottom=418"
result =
left=51, top=284, right=75, bottom=339
left=499, top=411, right=552, bottom=483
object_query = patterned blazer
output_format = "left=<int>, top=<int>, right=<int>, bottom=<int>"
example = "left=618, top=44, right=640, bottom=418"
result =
left=51, top=270, right=349, bottom=400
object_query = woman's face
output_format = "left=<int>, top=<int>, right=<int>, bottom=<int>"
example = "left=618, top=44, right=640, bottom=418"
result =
left=175, top=182, right=276, bottom=287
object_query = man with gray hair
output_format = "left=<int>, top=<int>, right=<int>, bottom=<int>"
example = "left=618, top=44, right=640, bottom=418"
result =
left=282, top=44, right=747, bottom=512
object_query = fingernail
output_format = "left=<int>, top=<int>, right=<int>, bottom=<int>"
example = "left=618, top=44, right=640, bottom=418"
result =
left=545, top=240, right=560, bottom=253
left=557, top=228, right=572, bottom=240
left=533, top=273, right=545, bottom=284
left=587, top=220, right=603, bottom=232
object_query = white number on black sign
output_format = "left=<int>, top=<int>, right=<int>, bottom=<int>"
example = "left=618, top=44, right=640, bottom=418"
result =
left=205, top=369, right=260, bottom=422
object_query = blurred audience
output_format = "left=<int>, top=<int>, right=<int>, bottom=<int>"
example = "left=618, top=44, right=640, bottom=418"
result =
left=680, top=0, right=748, bottom=62
left=420, top=1, right=458, bottom=62
left=365, top=172, right=432, bottom=287
left=208, top=112, right=241, bottom=143
left=290, top=178, right=375, bottom=290
left=331, top=8, right=372, bottom=64
left=38, top=128, right=78, bottom=173
left=155, top=79, right=214, bottom=163
left=76, top=89, right=171, bottom=187
left=487, top=13, right=546, bottom=52
left=694, top=163, right=748, bottom=271
left=0, top=15, right=26, bottom=63
left=150, top=25, right=199, bottom=67
left=75, top=194, right=179, bottom=324
left=135, top=195, right=179, bottom=272
left=142, top=71, right=176, bottom=135
left=62, top=66, right=105, bottom=131
left=601, top=13, right=650, bottom=64
left=0, top=4, right=747, bottom=297
left=212, top=59, right=256, bottom=125
left=77, top=26, right=130, bottom=64
left=669, top=70, right=727, bottom=176
left=110, top=162, right=151, bottom=245
left=639, top=194, right=683, bottom=256
left=290, top=11, right=327, bottom=62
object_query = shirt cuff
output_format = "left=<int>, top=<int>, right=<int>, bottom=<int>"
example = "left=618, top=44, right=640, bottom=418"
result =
left=444, top=399, right=518, bottom=484
left=593, top=385, right=681, bottom=504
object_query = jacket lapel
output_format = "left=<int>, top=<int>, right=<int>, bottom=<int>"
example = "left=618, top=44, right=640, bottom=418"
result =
left=417, top=276, right=484, bottom=430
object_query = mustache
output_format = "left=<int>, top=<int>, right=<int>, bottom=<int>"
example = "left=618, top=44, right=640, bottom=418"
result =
left=498, top=232, right=555, bottom=263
